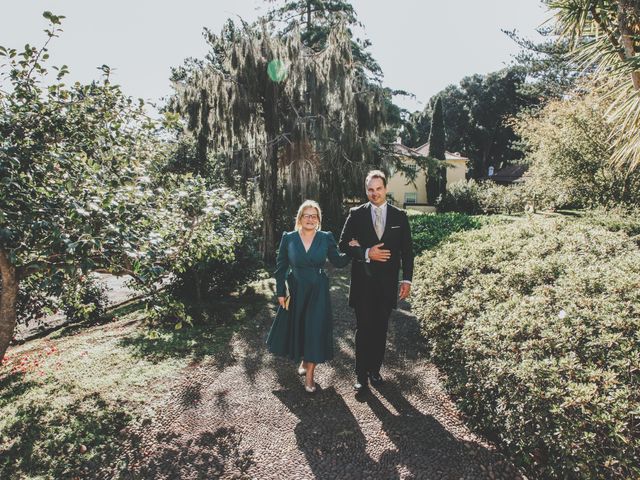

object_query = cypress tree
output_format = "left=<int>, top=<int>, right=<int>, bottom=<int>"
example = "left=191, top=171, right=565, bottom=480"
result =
left=426, top=96, right=446, bottom=204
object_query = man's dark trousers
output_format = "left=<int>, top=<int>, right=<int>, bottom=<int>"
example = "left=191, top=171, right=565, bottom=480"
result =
left=354, top=279, right=393, bottom=381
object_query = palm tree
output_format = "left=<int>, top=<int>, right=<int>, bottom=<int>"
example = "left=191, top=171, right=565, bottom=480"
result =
left=547, top=0, right=640, bottom=171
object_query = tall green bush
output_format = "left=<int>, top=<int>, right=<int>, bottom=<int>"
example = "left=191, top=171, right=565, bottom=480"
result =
left=437, top=180, right=526, bottom=215
left=411, top=216, right=639, bottom=479
left=167, top=200, right=262, bottom=320
left=516, top=90, right=640, bottom=209
left=435, top=180, right=483, bottom=214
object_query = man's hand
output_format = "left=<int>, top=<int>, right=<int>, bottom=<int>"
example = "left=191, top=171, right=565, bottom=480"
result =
left=368, top=243, right=391, bottom=262
left=278, top=296, right=286, bottom=308
left=399, top=282, right=411, bottom=300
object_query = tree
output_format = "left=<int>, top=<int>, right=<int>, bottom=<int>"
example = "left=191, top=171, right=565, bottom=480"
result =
left=545, top=0, right=640, bottom=171
left=407, top=67, right=537, bottom=179
left=460, top=68, right=534, bottom=177
left=505, top=27, right=580, bottom=100
left=515, top=89, right=640, bottom=209
left=170, top=21, right=390, bottom=261
left=425, top=96, right=446, bottom=204
left=264, top=0, right=382, bottom=78
left=0, top=13, right=240, bottom=359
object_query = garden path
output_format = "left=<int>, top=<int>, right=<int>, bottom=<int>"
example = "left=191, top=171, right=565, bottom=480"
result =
left=108, top=270, right=526, bottom=480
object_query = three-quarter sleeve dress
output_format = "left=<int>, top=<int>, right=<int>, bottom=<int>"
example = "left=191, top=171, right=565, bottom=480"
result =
left=267, top=230, right=350, bottom=363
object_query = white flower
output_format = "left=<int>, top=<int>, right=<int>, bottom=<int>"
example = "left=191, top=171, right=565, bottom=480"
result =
left=558, top=310, right=567, bottom=319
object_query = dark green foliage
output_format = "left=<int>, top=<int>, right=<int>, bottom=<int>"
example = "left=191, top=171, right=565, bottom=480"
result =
left=409, top=213, right=481, bottom=255
left=59, top=275, right=109, bottom=325
left=411, top=215, right=640, bottom=479
left=426, top=96, right=446, bottom=203
left=436, top=180, right=483, bottom=214
left=169, top=204, right=263, bottom=314
left=265, top=0, right=382, bottom=77
left=16, top=273, right=60, bottom=329
left=407, top=68, right=538, bottom=179
left=171, top=20, right=391, bottom=262
left=505, top=28, right=579, bottom=101
left=427, top=97, right=446, bottom=161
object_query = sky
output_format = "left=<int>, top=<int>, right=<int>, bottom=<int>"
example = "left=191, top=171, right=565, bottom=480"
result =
left=1, top=1, right=551, bottom=113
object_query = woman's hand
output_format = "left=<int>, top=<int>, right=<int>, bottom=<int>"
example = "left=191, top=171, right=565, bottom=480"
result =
left=278, top=296, right=286, bottom=308
left=348, top=238, right=360, bottom=247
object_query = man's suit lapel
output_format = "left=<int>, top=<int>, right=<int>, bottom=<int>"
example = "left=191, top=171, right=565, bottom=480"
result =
left=380, top=204, right=395, bottom=241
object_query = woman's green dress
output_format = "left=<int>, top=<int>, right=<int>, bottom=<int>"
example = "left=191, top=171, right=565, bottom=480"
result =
left=266, top=230, right=350, bottom=363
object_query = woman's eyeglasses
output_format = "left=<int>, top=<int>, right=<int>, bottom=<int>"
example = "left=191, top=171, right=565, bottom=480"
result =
left=302, top=214, right=318, bottom=220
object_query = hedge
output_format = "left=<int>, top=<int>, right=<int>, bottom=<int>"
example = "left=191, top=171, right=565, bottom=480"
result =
left=411, top=214, right=640, bottom=479
left=408, top=212, right=481, bottom=255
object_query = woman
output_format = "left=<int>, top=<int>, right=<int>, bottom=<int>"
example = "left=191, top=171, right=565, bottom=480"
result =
left=267, top=200, right=352, bottom=393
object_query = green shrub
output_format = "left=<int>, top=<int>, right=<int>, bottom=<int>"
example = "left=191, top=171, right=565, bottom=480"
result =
left=436, top=180, right=483, bottom=214
left=16, top=272, right=61, bottom=330
left=168, top=200, right=262, bottom=311
left=515, top=91, right=640, bottom=209
left=438, top=180, right=528, bottom=215
left=409, top=212, right=482, bottom=255
left=477, top=181, right=527, bottom=214
left=59, top=275, right=109, bottom=325
left=581, top=207, right=640, bottom=238
left=145, top=291, right=193, bottom=329
left=411, top=215, right=640, bottom=479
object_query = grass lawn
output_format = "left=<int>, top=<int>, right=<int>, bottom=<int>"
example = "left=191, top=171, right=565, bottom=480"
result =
left=0, top=279, right=273, bottom=479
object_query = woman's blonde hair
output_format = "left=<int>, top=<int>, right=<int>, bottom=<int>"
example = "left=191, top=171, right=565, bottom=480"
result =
left=294, top=200, right=322, bottom=231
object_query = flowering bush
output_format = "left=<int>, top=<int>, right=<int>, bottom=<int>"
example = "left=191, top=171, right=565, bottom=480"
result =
left=411, top=215, right=640, bottom=479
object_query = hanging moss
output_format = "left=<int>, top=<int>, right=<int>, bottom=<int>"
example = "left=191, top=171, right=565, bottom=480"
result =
left=170, top=21, right=392, bottom=260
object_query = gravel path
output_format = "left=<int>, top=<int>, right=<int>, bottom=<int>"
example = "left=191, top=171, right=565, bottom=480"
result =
left=111, top=271, right=525, bottom=480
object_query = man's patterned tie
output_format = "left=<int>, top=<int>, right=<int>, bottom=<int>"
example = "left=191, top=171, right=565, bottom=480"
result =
left=374, top=206, right=384, bottom=240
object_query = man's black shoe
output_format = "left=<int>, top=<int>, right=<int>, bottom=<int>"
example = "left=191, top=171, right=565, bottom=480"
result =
left=369, top=372, right=383, bottom=386
left=353, top=378, right=369, bottom=393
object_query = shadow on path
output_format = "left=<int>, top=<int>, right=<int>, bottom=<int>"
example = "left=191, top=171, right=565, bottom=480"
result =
left=273, top=387, right=398, bottom=479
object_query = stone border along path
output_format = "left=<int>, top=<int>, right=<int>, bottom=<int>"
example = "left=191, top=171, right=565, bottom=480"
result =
left=105, top=269, right=527, bottom=480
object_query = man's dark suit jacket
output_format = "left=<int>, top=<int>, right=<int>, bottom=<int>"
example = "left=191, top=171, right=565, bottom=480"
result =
left=338, top=203, right=414, bottom=310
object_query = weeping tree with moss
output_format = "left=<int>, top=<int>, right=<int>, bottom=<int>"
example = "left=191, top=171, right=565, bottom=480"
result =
left=264, top=0, right=382, bottom=78
left=171, top=21, right=390, bottom=262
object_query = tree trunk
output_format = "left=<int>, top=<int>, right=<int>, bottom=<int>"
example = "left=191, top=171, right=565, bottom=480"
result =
left=617, top=0, right=640, bottom=90
left=0, top=249, right=18, bottom=361
left=261, top=141, right=279, bottom=264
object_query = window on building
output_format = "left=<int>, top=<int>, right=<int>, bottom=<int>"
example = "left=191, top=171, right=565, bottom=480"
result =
left=404, top=192, right=417, bottom=204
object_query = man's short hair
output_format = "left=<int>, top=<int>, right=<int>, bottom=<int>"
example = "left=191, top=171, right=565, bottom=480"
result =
left=365, top=169, right=387, bottom=187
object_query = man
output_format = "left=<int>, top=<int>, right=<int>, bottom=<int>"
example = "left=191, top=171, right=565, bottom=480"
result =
left=339, top=170, right=414, bottom=393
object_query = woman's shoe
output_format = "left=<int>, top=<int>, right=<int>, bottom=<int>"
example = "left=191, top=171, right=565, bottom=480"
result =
left=297, top=366, right=307, bottom=375
left=304, top=382, right=316, bottom=393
